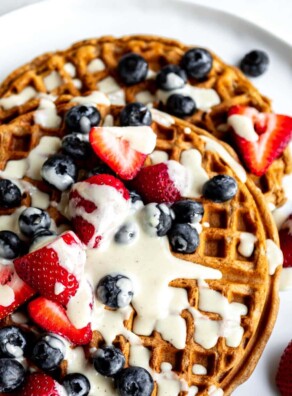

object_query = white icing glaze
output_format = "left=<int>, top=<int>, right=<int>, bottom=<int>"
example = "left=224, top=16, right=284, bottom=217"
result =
left=0, top=86, right=37, bottom=110
left=0, top=159, right=27, bottom=179
left=272, top=200, right=292, bottom=230
left=0, top=206, right=25, bottom=234
left=166, top=160, right=188, bottom=195
left=97, top=76, right=121, bottom=94
left=192, top=364, right=207, bottom=375
left=102, top=114, right=114, bottom=127
left=129, top=345, right=151, bottom=371
left=150, top=150, right=169, bottom=164
left=44, top=71, right=63, bottom=92
left=228, top=114, right=259, bottom=142
left=70, top=91, right=110, bottom=106
left=20, top=180, right=50, bottom=209
left=280, top=268, right=292, bottom=291
left=146, top=69, right=157, bottom=79
left=266, top=239, right=284, bottom=275
left=238, top=232, right=257, bottom=258
left=0, top=285, right=15, bottom=307
left=34, top=96, right=62, bottom=129
left=107, top=89, right=126, bottom=106
left=73, top=79, right=82, bottom=89
left=150, top=108, right=174, bottom=127
left=64, top=62, right=76, bottom=77
left=135, top=90, right=156, bottom=104
left=66, top=280, right=92, bottom=329
left=54, top=282, right=66, bottom=295
left=208, top=385, right=224, bottom=395
left=87, top=58, right=106, bottom=73
left=156, top=315, right=186, bottom=350
left=184, top=127, right=191, bottom=134
left=180, top=149, right=209, bottom=198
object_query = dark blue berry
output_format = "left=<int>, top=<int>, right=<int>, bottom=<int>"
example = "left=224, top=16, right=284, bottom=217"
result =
left=0, top=327, right=27, bottom=358
left=63, top=373, right=91, bottom=396
left=62, top=134, right=91, bottom=160
left=93, top=346, right=125, bottom=377
left=168, top=223, right=199, bottom=254
left=65, top=105, right=101, bottom=133
left=156, top=64, right=187, bottom=90
left=240, top=50, right=269, bottom=77
left=31, top=334, right=65, bottom=371
left=41, top=154, right=77, bottom=191
left=142, top=203, right=172, bottom=237
left=120, top=103, right=152, bottom=126
left=118, top=53, right=148, bottom=85
left=181, top=48, right=213, bottom=79
left=202, top=175, right=238, bottom=202
left=171, top=200, right=204, bottom=224
left=97, top=274, right=133, bottom=309
left=19, top=207, right=51, bottom=237
left=114, top=222, right=138, bottom=245
left=0, top=358, right=25, bottom=393
left=166, top=94, right=196, bottom=117
left=0, top=231, right=22, bottom=259
left=0, top=179, right=21, bottom=208
left=129, top=190, right=143, bottom=205
left=88, top=163, right=115, bottom=177
left=115, top=366, right=154, bottom=396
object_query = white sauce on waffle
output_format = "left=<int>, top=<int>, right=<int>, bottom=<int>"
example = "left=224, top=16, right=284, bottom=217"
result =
left=44, top=71, right=63, bottom=92
left=266, top=239, right=284, bottom=275
left=64, top=62, right=76, bottom=77
left=135, top=90, right=156, bottom=104
left=150, top=108, right=174, bottom=127
left=192, top=364, right=207, bottom=375
left=238, top=232, right=257, bottom=258
left=87, top=58, right=106, bottom=73
left=70, top=91, right=110, bottom=106
left=0, top=86, right=37, bottom=110
left=34, top=96, right=62, bottom=129
left=150, top=150, right=169, bottom=164
left=180, top=149, right=209, bottom=198
left=227, top=114, right=259, bottom=142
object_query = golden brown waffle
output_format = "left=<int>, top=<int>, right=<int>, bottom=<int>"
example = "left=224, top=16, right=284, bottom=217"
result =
left=0, top=100, right=281, bottom=395
left=0, top=35, right=290, bottom=207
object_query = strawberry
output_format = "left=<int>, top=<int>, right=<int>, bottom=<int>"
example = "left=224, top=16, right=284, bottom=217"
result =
left=131, top=161, right=187, bottom=203
left=28, top=297, right=92, bottom=345
left=228, top=105, right=292, bottom=176
left=0, top=262, right=35, bottom=320
left=14, top=231, right=85, bottom=306
left=20, top=373, right=66, bottom=396
left=69, top=174, right=130, bottom=248
left=279, top=215, right=292, bottom=268
left=276, top=340, right=292, bottom=395
left=89, top=126, right=156, bottom=179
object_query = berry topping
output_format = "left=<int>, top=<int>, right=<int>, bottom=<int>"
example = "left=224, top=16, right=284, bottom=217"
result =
left=142, top=203, right=173, bottom=237
left=168, top=223, right=200, bottom=254
left=118, top=53, right=148, bottom=85
left=0, top=358, right=25, bottom=393
left=41, top=154, right=77, bottom=191
left=62, top=133, right=91, bottom=160
left=203, top=175, right=237, bottom=203
left=0, top=326, right=27, bottom=358
left=0, top=179, right=22, bottom=208
left=228, top=105, right=292, bottom=176
left=129, top=190, right=143, bottom=205
left=279, top=217, right=292, bottom=268
left=0, top=230, right=22, bottom=259
left=171, top=200, right=204, bottom=224
left=114, top=222, right=138, bottom=244
left=276, top=340, right=292, bottom=396
left=120, top=102, right=152, bottom=127
left=63, top=373, right=90, bottom=396
left=181, top=48, right=213, bottom=79
left=19, top=207, right=51, bottom=237
left=115, top=366, right=154, bottom=396
left=97, top=274, right=133, bottom=309
left=240, top=50, right=269, bottom=77
left=32, top=334, right=65, bottom=371
left=21, top=372, right=66, bottom=396
left=166, top=94, right=196, bottom=118
left=93, top=346, right=125, bottom=377
left=65, top=105, right=101, bottom=133
left=156, top=64, right=187, bottom=91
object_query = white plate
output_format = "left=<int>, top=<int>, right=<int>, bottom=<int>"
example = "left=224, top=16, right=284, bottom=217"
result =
left=0, top=0, right=291, bottom=394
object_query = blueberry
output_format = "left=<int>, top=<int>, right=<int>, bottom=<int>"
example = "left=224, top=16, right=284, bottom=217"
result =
left=114, top=222, right=138, bottom=245
left=129, top=190, right=143, bottom=205
left=63, top=373, right=90, bottom=396
left=168, top=223, right=199, bottom=254
left=62, top=134, right=91, bottom=160
left=41, top=154, right=77, bottom=191
left=97, top=274, right=134, bottom=309
left=115, top=366, right=154, bottom=396
left=202, top=175, right=238, bottom=202
left=118, top=53, right=148, bottom=85
left=0, top=231, right=22, bottom=259
left=87, top=163, right=115, bottom=177
left=31, top=334, right=65, bottom=371
left=181, top=48, right=213, bottom=79
left=166, top=94, right=196, bottom=117
left=0, top=327, right=27, bottom=358
left=171, top=200, right=204, bottom=224
left=0, top=358, right=25, bottom=393
left=120, top=103, right=152, bottom=127
left=240, top=50, right=269, bottom=77
left=0, top=179, right=22, bottom=208
left=93, top=346, right=125, bottom=377
left=142, top=203, right=172, bottom=237
left=156, top=65, right=187, bottom=91
left=19, top=207, right=51, bottom=237
left=65, top=105, right=101, bottom=133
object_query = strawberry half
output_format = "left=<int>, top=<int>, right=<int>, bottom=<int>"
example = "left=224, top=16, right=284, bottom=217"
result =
left=276, top=340, right=292, bottom=395
left=279, top=215, right=292, bottom=268
left=28, top=297, right=92, bottom=345
left=14, top=231, right=85, bottom=306
left=20, top=373, right=66, bottom=396
left=228, top=105, right=292, bottom=176
left=89, top=126, right=157, bottom=179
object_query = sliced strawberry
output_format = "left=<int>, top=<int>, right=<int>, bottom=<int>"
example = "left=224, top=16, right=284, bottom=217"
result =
left=14, top=231, right=85, bottom=306
left=20, top=372, right=66, bottom=396
left=0, top=262, right=35, bottom=320
left=89, top=126, right=156, bottom=180
left=228, top=105, right=292, bottom=176
left=28, top=297, right=92, bottom=345
left=279, top=215, right=292, bottom=268
left=276, top=340, right=292, bottom=395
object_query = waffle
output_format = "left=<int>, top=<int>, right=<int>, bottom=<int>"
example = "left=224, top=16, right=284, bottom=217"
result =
left=0, top=35, right=290, bottom=208
left=0, top=98, right=281, bottom=395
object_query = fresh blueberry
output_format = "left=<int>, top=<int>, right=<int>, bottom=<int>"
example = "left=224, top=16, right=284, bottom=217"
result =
left=0, top=358, right=25, bottom=393
left=0, top=327, right=27, bottom=358
left=166, top=94, right=196, bottom=117
left=0, top=179, right=22, bottom=208
left=97, top=274, right=134, bottom=309
left=62, top=134, right=91, bottom=160
left=181, top=48, right=213, bottom=79
left=118, top=53, right=148, bottom=85
left=93, top=346, right=125, bottom=377
left=171, top=200, right=204, bottom=224
left=31, top=334, right=65, bottom=371
left=0, top=231, right=22, bottom=260
left=41, top=154, right=77, bottom=191
left=142, top=203, right=172, bottom=237
left=202, top=175, right=238, bottom=202
left=62, top=373, right=90, bottom=396
left=129, top=190, right=143, bottom=204
left=120, top=103, right=152, bottom=126
left=156, top=65, right=187, bottom=91
left=115, top=366, right=154, bottom=396
left=240, top=50, right=269, bottom=77
left=65, top=105, right=101, bottom=133
left=114, top=222, right=138, bottom=245
left=168, top=223, right=199, bottom=254
left=87, top=163, right=115, bottom=177
left=19, top=207, right=51, bottom=237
